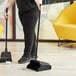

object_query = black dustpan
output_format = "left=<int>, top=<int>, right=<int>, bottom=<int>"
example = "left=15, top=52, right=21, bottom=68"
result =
left=27, top=60, right=51, bottom=71
left=0, top=8, right=12, bottom=63
left=27, top=5, right=52, bottom=71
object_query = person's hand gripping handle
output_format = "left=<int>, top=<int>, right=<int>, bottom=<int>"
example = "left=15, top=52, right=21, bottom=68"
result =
left=4, top=8, right=8, bottom=19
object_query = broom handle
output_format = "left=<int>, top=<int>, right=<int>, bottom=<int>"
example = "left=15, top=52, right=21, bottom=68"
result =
left=5, top=8, right=8, bottom=52
left=36, top=4, right=41, bottom=60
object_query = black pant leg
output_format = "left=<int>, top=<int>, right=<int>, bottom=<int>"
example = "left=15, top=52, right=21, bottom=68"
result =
left=19, top=8, right=39, bottom=57
left=31, top=32, right=37, bottom=57
left=30, top=8, right=39, bottom=57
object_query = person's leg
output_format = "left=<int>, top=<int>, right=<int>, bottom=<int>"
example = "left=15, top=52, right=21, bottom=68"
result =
left=30, top=8, right=39, bottom=60
left=18, top=8, right=39, bottom=63
left=31, top=32, right=37, bottom=59
left=18, top=11, right=31, bottom=64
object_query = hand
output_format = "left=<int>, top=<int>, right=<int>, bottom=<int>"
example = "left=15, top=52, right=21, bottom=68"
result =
left=34, top=0, right=41, bottom=11
left=37, top=4, right=41, bottom=11
left=4, top=8, right=8, bottom=19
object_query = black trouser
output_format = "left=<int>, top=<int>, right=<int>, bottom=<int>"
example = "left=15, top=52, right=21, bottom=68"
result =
left=19, top=7, right=39, bottom=58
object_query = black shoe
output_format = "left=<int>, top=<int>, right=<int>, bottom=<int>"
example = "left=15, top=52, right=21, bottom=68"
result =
left=18, top=56, right=30, bottom=64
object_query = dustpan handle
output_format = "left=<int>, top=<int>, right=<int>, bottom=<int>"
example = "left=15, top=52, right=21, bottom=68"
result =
left=5, top=8, right=8, bottom=51
left=36, top=4, right=41, bottom=60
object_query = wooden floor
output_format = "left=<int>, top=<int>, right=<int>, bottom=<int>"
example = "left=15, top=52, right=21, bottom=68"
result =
left=0, top=42, right=76, bottom=76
